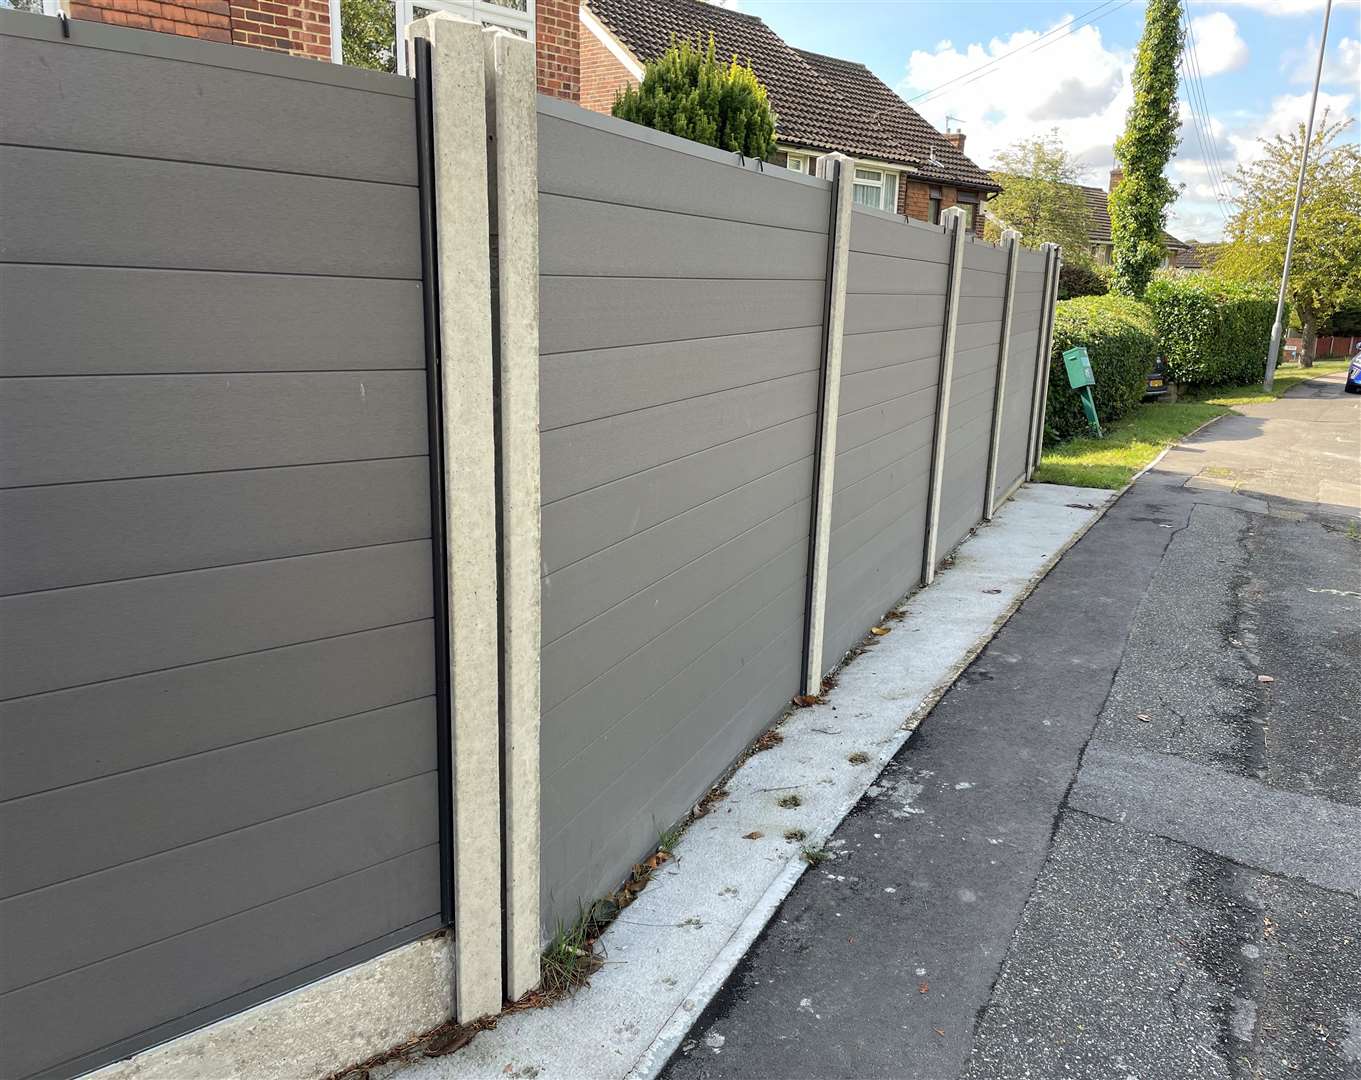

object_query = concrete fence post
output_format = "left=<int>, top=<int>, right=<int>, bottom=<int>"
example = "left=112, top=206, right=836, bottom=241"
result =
left=983, top=229, right=1021, bottom=521
left=483, top=27, right=542, bottom=1003
left=410, top=11, right=504, bottom=1022
left=921, top=206, right=968, bottom=586
left=801, top=152, right=855, bottom=695
left=1024, top=243, right=1060, bottom=480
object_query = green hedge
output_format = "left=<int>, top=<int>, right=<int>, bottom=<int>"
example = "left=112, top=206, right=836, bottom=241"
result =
left=1144, top=275, right=1275, bottom=386
left=1057, top=262, right=1110, bottom=301
left=1045, top=295, right=1158, bottom=442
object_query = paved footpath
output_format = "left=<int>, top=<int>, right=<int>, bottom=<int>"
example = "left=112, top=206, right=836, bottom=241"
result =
left=660, top=373, right=1361, bottom=1080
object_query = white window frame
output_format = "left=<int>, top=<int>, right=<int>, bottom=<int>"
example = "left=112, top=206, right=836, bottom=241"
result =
left=784, top=153, right=808, bottom=174
left=393, top=0, right=535, bottom=74
left=852, top=166, right=900, bottom=213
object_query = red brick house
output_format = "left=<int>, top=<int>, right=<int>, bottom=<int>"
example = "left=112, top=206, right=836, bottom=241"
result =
left=576, top=0, right=999, bottom=232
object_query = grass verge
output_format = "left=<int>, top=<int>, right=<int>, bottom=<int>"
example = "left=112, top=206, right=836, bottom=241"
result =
left=1034, top=362, right=1347, bottom=490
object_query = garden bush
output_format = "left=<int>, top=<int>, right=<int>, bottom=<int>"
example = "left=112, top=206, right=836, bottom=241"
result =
left=1144, top=274, right=1275, bottom=386
left=1057, top=261, right=1109, bottom=300
left=1045, top=295, right=1158, bottom=442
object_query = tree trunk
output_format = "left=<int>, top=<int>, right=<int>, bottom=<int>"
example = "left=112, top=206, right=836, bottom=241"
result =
left=1300, top=309, right=1318, bottom=368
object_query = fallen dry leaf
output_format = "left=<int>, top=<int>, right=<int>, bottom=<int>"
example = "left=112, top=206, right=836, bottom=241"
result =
left=1136, top=713, right=1151, bottom=723
left=1257, top=674, right=1275, bottom=683
left=870, top=626, right=891, bottom=636
left=742, top=830, right=764, bottom=840
left=934, top=1029, right=946, bottom=1037
left=918, top=982, right=929, bottom=993
left=792, top=694, right=823, bottom=708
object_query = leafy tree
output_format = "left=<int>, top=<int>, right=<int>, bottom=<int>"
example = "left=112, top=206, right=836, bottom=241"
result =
left=341, top=0, right=396, bottom=73
left=1058, top=262, right=1110, bottom=300
left=613, top=34, right=777, bottom=159
left=1217, top=116, right=1361, bottom=366
left=985, top=131, right=1094, bottom=266
left=1109, top=0, right=1184, bottom=297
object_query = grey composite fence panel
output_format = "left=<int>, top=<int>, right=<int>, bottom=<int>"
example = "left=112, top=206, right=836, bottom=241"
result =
left=0, top=17, right=439, bottom=1080
left=994, top=251, right=1050, bottom=498
left=821, top=210, right=951, bottom=673
left=935, top=239, right=1008, bottom=558
left=536, top=100, right=825, bottom=931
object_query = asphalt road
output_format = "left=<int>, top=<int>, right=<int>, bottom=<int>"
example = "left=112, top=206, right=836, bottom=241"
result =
left=659, top=373, right=1361, bottom=1080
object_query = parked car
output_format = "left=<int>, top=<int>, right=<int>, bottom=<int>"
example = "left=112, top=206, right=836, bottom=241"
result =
left=1346, top=342, right=1361, bottom=394
left=1144, top=354, right=1170, bottom=399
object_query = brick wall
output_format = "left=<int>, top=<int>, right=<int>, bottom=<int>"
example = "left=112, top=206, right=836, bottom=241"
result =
left=537, top=0, right=579, bottom=101
left=230, top=0, right=330, bottom=59
left=69, top=0, right=232, bottom=43
left=900, top=179, right=985, bottom=236
left=70, top=0, right=329, bottom=57
left=579, top=18, right=636, bottom=113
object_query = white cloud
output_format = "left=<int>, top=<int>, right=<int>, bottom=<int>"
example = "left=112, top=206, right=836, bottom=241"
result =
left=1283, top=35, right=1361, bottom=85
left=1210, top=0, right=1334, bottom=14
left=1226, top=89, right=1358, bottom=166
left=1188, top=12, right=1249, bottom=75
left=898, top=17, right=1132, bottom=177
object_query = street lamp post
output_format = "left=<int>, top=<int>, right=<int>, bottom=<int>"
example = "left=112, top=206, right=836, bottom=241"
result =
left=1263, top=0, right=1334, bottom=391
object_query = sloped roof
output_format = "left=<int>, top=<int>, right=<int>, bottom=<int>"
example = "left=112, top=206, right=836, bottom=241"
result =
left=1077, top=183, right=1191, bottom=250
left=585, top=0, right=998, bottom=191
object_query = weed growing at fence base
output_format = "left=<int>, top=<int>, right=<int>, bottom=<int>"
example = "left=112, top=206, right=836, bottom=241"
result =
left=1034, top=401, right=1226, bottom=489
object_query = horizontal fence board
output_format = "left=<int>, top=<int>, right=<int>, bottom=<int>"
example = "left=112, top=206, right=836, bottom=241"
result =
left=849, top=212, right=951, bottom=262
left=829, top=462, right=931, bottom=574
left=846, top=252, right=949, bottom=296
left=542, top=414, right=815, bottom=574
left=1, top=459, right=430, bottom=595
left=541, top=277, right=825, bottom=355
left=0, top=620, right=433, bottom=802
left=1, top=771, right=438, bottom=993
left=831, top=438, right=933, bottom=534
left=1016, top=249, right=1049, bottom=275
left=538, top=103, right=831, bottom=231
left=541, top=371, right=818, bottom=503
left=953, top=338, right=1003, bottom=379
left=845, top=292, right=948, bottom=336
left=835, top=379, right=937, bottom=456
left=540, top=194, right=827, bottom=280
left=1, top=540, right=432, bottom=700
left=962, top=240, right=1008, bottom=273
left=838, top=354, right=940, bottom=418
left=0, top=31, right=416, bottom=184
left=960, top=267, right=1007, bottom=300
left=1, top=371, right=427, bottom=488
left=956, top=319, right=1005, bottom=354
left=543, top=455, right=812, bottom=645
left=0, top=697, right=436, bottom=898
left=541, top=537, right=807, bottom=781
left=832, top=409, right=935, bottom=496
left=839, top=325, right=941, bottom=376
left=540, top=326, right=821, bottom=432
left=0, top=147, right=419, bottom=278
left=543, top=580, right=804, bottom=832
left=1, top=846, right=440, bottom=1080
left=545, top=612, right=802, bottom=926
left=541, top=499, right=808, bottom=715
left=0, top=265, right=423, bottom=377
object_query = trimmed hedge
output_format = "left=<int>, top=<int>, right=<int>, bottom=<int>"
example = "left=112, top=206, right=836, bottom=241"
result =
left=1057, top=262, right=1110, bottom=300
left=1045, top=295, right=1158, bottom=442
left=1144, top=275, right=1275, bottom=386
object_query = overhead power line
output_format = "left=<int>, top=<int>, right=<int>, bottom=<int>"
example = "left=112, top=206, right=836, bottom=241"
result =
left=907, top=0, right=1136, bottom=109
left=1179, top=8, right=1236, bottom=221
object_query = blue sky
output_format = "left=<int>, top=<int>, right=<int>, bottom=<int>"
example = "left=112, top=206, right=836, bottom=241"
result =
left=734, top=0, right=1360, bottom=242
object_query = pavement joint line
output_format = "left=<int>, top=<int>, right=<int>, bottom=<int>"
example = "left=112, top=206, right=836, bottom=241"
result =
left=380, top=484, right=1113, bottom=1080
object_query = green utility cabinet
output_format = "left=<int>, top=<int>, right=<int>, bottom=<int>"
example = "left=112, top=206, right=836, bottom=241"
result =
left=1062, top=345, right=1102, bottom=437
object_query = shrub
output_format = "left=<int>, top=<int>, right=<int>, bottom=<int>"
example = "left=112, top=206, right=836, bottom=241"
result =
left=1045, top=295, right=1158, bottom=442
left=1058, top=262, right=1110, bottom=300
left=1144, top=275, right=1275, bottom=386
left=612, top=34, right=777, bottom=159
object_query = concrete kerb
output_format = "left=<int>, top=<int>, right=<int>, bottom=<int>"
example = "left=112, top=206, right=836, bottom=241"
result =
left=380, top=483, right=1113, bottom=1080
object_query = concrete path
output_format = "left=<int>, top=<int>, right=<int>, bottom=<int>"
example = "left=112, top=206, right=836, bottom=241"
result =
left=659, top=373, right=1361, bottom=1080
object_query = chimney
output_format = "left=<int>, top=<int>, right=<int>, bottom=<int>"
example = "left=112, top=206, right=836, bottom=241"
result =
left=944, top=131, right=966, bottom=154
left=1109, top=167, right=1124, bottom=193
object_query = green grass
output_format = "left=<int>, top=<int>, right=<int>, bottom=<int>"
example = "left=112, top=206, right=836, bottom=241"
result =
left=1034, top=362, right=1347, bottom=490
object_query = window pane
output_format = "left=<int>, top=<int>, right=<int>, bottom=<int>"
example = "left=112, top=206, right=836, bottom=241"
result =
left=786, top=155, right=805, bottom=173
left=884, top=174, right=899, bottom=213
left=929, top=197, right=942, bottom=224
left=853, top=183, right=880, bottom=208
left=854, top=168, right=882, bottom=182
